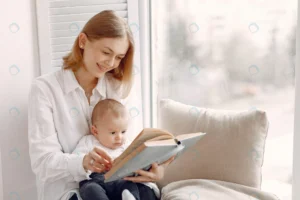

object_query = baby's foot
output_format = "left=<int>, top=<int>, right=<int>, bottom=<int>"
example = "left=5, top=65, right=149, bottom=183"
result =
left=122, top=189, right=136, bottom=200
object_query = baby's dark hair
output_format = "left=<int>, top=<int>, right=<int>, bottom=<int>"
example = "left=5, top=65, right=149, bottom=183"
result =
left=91, top=99, right=128, bottom=125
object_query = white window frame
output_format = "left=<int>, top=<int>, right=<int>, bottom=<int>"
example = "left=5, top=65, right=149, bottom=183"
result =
left=147, top=1, right=300, bottom=199
left=138, top=0, right=152, bottom=128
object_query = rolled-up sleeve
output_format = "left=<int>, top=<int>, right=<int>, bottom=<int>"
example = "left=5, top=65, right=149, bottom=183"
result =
left=28, top=80, right=87, bottom=183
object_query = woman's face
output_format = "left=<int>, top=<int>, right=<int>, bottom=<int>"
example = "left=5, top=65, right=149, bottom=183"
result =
left=79, top=34, right=129, bottom=78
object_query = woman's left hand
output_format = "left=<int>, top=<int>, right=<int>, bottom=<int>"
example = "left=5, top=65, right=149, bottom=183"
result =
left=123, top=156, right=175, bottom=183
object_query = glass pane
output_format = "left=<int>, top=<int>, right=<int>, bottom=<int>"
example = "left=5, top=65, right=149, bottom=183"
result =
left=151, top=1, right=296, bottom=199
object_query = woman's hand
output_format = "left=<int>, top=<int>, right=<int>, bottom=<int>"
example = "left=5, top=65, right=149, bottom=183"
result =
left=123, top=156, right=175, bottom=183
left=83, top=147, right=113, bottom=173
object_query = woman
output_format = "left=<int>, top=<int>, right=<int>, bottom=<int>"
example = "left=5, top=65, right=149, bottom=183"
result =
left=28, top=10, right=174, bottom=200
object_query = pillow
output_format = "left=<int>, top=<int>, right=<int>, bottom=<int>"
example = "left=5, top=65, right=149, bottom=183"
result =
left=160, top=179, right=279, bottom=200
left=157, top=99, right=269, bottom=189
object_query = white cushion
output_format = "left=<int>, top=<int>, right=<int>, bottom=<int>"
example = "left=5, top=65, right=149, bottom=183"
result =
left=157, top=99, right=269, bottom=189
left=161, top=179, right=279, bottom=200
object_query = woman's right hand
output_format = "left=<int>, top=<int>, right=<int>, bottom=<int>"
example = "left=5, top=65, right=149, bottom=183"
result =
left=83, top=147, right=113, bottom=173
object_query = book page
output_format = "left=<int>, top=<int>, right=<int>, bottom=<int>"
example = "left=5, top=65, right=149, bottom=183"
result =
left=105, top=132, right=207, bottom=182
left=146, top=135, right=174, bottom=142
left=175, top=132, right=206, bottom=141
left=113, top=128, right=173, bottom=166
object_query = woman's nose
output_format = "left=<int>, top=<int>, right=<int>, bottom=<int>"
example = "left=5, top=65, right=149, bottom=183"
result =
left=106, top=58, right=115, bottom=68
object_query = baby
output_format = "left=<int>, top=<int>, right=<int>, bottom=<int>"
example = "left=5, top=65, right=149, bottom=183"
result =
left=72, top=99, right=159, bottom=200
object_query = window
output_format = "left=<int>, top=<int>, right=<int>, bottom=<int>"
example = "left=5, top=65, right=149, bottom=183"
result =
left=151, top=1, right=296, bottom=199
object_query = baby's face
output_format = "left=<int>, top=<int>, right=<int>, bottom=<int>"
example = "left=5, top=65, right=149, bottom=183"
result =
left=92, top=112, right=129, bottom=150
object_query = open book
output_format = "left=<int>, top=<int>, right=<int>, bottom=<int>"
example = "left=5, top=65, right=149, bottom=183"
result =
left=104, top=128, right=206, bottom=183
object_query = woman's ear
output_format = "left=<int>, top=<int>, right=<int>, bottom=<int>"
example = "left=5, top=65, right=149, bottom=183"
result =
left=78, top=33, right=87, bottom=48
left=91, top=125, right=98, bottom=136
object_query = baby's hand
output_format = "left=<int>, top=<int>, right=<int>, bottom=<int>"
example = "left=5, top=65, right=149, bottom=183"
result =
left=83, top=147, right=113, bottom=173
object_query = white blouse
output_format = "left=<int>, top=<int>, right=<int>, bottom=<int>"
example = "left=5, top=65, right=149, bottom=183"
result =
left=28, top=68, right=129, bottom=200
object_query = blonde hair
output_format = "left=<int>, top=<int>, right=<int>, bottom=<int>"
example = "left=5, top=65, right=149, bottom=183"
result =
left=91, top=99, right=128, bottom=125
left=63, top=10, right=134, bottom=98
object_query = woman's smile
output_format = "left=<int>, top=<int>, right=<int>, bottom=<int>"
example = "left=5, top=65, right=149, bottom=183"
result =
left=97, top=63, right=107, bottom=72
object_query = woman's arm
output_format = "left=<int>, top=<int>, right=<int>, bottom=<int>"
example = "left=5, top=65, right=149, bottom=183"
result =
left=28, top=80, right=87, bottom=183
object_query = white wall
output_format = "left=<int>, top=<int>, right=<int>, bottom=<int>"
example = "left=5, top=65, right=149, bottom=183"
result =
left=0, top=0, right=40, bottom=199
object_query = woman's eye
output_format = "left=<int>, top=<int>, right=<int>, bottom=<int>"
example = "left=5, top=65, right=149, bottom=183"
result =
left=117, top=57, right=123, bottom=60
left=111, top=132, right=115, bottom=134
left=103, top=52, right=109, bottom=55
left=122, top=131, right=126, bottom=134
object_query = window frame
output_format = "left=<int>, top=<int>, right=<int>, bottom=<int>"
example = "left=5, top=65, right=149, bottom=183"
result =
left=147, top=1, right=299, bottom=200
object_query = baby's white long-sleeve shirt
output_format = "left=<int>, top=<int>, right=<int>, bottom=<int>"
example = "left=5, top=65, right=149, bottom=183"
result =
left=72, top=134, right=130, bottom=179
left=72, top=134, right=130, bottom=160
